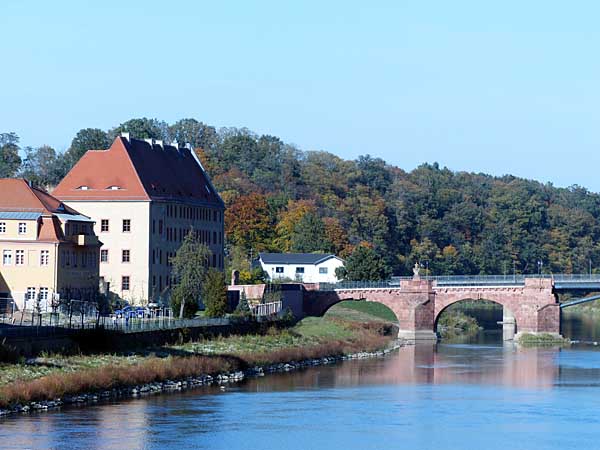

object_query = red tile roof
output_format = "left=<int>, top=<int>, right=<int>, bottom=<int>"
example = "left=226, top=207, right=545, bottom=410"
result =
left=0, top=178, right=78, bottom=214
left=53, top=137, right=224, bottom=207
left=0, top=179, right=88, bottom=243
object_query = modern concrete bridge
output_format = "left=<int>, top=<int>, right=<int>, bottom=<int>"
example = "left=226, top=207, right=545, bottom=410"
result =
left=304, top=275, right=600, bottom=341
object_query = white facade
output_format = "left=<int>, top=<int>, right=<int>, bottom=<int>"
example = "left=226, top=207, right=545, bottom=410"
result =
left=63, top=200, right=225, bottom=305
left=260, top=255, right=345, bottom=283
left=62, top=200, right=151, bottom=303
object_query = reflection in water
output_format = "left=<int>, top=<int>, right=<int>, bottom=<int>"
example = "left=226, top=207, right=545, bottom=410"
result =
left=3, top=312, right=600, bottom=450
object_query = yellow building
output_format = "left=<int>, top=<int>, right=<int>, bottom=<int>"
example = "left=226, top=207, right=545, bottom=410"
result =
left=0, top=179, right=101, bottom=311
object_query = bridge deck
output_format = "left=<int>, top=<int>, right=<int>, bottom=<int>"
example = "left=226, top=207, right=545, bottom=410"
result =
left=319, top=275, right=600, bottom=291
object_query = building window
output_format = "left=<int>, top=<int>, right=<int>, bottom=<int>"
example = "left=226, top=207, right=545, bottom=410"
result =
left=26, top=287, right=36, bottom=302
left=39, top=287, right=49, bottom=301
left=40, top=250, right=50, bottom=266
left=122, top=276, right=130, bottom=291
left=319, top=267, right=328, bottom=274
left=101, top=219, right=109, bottom=232
left=18, top=222, right=27, bottom=234
left=122, top=219, right=131, bottom=233
left=122, top=249, right=130, bottom=263
left=15, top=250, right=24, bottom=265
left=100, top=249, right=109, bottom=263
left=275, top=267, right=284, bottom=273
left=0, top=222, right=5, bottom=233
left=3, top=250, right=12, bottom=266
left=159, top=220, right=163, bottom=235
left=295, top=267, right=305, bottom=274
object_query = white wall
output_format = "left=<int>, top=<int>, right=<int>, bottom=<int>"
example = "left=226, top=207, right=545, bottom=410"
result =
left=261, top=257, right=344, bottom=283
left=63, top=201, right=150, bottom=304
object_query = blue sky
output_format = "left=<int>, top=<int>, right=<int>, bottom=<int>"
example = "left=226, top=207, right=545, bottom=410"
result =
left=1, top=1, right=599, bottom=190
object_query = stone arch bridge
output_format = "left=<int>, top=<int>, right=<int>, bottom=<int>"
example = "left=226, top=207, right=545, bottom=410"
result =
left=303, top=278, right=562, bottom=340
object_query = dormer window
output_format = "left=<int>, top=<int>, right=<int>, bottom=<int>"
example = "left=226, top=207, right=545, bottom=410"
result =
left=107, top=186, right=121, bottom=190
left=77, top=186, right=90, bottom=190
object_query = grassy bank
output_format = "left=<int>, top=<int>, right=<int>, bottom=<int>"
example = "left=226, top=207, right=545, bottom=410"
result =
left=517, top=333, right=570, bottom=347
left=0, top=304, right=395, bottom=408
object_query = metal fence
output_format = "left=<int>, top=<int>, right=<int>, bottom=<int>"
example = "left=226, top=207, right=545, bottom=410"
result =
left=319, top=274, right=600, bottom=291
left=251, top=301, right=282, bottom=317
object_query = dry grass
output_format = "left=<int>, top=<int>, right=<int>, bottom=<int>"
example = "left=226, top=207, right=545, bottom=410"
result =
left=0, top=355, right=238, bottom=408
left=0, top=317, right=393, bottom=408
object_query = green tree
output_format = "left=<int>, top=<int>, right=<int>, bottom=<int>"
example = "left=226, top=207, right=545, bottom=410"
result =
left=109, top=118, right=169, bottom=141
left=20, top=145, right=67, bottom=187
left=235, top=291, right=251, bottom=316
left=65, top=128, right=109, bottom=167
left=170, top=231, right=212, bottom=318
left=169, top=118, right=217, bottom=150
left=0, top=132, right=21, bottom=178
left=290, top=212, right=332, bottom=253
left=336, top=245, right=390, bottom=281
left=203, top=268, right=228, bottom=318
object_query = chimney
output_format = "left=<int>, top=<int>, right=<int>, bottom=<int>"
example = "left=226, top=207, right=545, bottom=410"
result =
left=144, top=138, right=154, bottom=146
left=185, top=143, right=193, bottom=151
left=171, top=140, right=179, bottom=149
left=120, top=132, right=130, bottom=140
left=155, top=140, right=163, bottom=148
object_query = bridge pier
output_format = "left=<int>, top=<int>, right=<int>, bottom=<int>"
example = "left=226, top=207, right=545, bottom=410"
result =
left=501, top=307, right=516, bottom=341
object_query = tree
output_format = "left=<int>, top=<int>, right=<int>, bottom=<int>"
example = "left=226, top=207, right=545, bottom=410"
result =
left=65, top=128, right=109, bottom=167
left=225, top=193, right=273, bottom=251
left=170, top=231, right=212, bottom=318
left=20, top=145, right=67, bottom=188
left=0, top=132, right=21, bottom=178
left=203, top=268, right=228, bottom=318
left=169, top=118, right=217, bottom=150
left=274, top=200, right=316, bottom=251
left=235, top=291, right=251, bottom=316
left=336, top=245, right=391, bottom=281
left=290, top=212, right=332, bottom=253
left=109, top=118, right=169, bottom=141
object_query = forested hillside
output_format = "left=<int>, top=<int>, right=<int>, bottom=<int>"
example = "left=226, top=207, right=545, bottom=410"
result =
left=2, top=118, right=600, bottom=277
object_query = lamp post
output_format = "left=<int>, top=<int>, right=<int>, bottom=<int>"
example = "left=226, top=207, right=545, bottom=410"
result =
left=537, top=260, right=543, bottom=277
left=421, top=260, right=429, bottom=279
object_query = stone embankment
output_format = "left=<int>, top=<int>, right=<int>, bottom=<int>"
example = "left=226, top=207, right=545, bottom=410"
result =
left=0, top=342, right=402, bottom=418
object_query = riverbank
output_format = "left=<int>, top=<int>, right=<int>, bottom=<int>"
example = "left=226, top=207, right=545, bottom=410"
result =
left=0, top=303, right=400, bottom=418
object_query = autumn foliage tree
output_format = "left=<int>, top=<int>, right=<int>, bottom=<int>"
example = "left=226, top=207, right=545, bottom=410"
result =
left=225, top=193, right=273, bottom=252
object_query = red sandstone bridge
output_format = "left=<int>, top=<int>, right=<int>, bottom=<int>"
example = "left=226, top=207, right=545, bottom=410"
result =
left=303, top=274, right=600, bottom=341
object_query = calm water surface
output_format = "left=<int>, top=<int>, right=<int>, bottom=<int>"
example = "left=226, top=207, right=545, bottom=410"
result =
left=2, top=311, right=600, bottom=450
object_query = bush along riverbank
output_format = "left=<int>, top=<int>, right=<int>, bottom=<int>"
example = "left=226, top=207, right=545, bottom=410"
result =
left=0, top=308, right=400, bottom=418
left=437, top=311, right=482, bottom=340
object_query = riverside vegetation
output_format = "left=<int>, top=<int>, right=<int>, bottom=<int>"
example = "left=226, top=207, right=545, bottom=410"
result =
left=0, top=302, right=398, bottom=413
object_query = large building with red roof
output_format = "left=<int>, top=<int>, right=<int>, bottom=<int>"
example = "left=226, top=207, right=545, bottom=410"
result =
left=53, top=134, right=225, bottom=304
left=0, top=179, right=101, bottom=310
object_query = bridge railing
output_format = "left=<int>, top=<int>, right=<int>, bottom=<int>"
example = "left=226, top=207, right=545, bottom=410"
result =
left=318, top=274, right=600, bottom=291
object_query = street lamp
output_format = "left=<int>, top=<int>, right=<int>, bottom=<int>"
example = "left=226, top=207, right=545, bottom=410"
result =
left=421, top=260, right=429, bottom=278
left=537, top=260, right=543, bottom=276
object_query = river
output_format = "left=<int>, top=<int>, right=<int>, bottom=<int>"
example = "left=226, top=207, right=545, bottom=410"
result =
left=2, top=310, right=600, bottom=450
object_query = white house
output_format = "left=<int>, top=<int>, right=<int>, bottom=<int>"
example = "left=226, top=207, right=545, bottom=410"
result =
left=259, top=253, right=345, bottom=283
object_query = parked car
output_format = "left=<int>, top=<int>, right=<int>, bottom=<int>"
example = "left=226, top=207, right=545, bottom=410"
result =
left=114, top=305, right=135, bottom=319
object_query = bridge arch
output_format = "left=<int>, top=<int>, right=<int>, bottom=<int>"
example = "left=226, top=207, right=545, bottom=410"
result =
left=317, top=293, right=401, bottom=323
left=433, top=297, right=513, bottom=335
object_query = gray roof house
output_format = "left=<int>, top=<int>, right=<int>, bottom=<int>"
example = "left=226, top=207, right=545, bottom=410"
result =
left=258, top=253, right=345, bottom=283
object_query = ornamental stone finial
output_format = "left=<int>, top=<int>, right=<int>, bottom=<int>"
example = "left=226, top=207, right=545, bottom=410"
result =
left=413, top=262, right=421, bottom=280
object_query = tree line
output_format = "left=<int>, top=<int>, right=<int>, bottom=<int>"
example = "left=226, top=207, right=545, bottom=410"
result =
left=3, top=117, right=600, bottom=278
